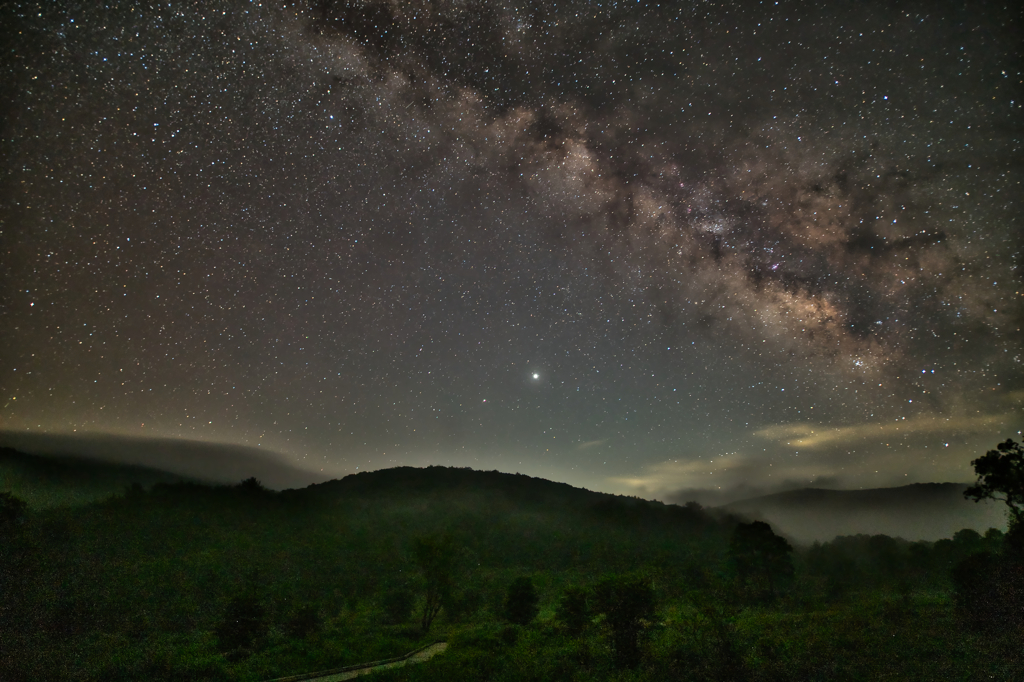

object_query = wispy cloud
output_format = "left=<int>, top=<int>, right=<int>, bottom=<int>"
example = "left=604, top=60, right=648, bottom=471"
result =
left=609, top=451, right=810, bottom=494
left=611, top=453, right=749, bottom=487
left=754, top=413, right=1012, bottom=449
left=577, top=439, right=607, bottom=450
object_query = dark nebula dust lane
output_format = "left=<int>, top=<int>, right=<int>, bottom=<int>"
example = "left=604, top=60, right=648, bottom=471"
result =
left=1, top=0, right=1021, bottom=499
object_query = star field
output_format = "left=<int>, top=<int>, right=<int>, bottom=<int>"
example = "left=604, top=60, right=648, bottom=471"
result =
left=2, top=0, right=1021, bottom=499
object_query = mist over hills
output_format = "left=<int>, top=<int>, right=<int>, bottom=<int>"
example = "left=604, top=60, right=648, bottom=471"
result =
left=0, top=435, right=1007, bottom=544
left=0, top=430, right=328, bottom=491
left=721, top=483, right=1007, bottom=543
left=0, top=446, right=193, bottom=508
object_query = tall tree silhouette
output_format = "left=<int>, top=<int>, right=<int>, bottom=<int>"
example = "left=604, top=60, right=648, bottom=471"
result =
left=729, top=521, right=794, bottom=603
left=956, top=439, right=1024, bottom=630
left=964, top=438, right=1024, bottom=552
left=413, top=534, right=456, bottom=632
left=503, top=576, right=539, bottom=626
left=593, top=574, right=656, bottom=669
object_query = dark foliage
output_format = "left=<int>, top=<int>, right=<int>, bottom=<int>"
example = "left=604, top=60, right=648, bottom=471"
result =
left=952, top=552, right=1003, bottom=631
left=964, top=439, right=1024, bottom=530
left=499, top=623, right=520, bottom=645
left=381, top=588, right=416, bottom=625
left=414, top=534, right=456, bottom=632
left=955, top=438, right=1024, bottom=633
left=96, top=652, right=230, bottom=682
left=593, top=574, right=656, bottom=669
left=805, top=539, right=861, bottom=598
left=502, top=576, right=539, bottom=626
left=235, top=476, right=268, bottom=494
left=285, top=603, right=323, bottom=639
left=214, top=594, right=268, bottom=653
left=445, top=587, right=483, bottom=623
left=555, top=585, right=590, bottom=637
left=0, top=491, right=27, bottom=537
left=951, top=547, right=1024, bottom=633
left=729, top=521, right=794, bottom=602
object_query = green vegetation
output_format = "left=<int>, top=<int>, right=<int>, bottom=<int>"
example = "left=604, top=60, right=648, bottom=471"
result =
left=728, top=521, right=793, bottom=604
left=591, top=573, right=656, bottom=669
left=0, top=454, right=1021, bottom=681
left=413, top=534, right=457, bottom=632
left=503, top=576, right=540, bottom=626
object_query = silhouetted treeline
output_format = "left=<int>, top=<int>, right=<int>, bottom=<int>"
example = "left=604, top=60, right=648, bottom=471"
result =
left=802, top=528, right=1006, bottom=595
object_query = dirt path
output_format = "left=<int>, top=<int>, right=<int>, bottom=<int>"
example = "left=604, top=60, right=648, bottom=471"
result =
left=274, top=642, right=448, bottom=682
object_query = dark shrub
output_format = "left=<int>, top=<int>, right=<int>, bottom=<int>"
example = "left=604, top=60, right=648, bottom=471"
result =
left=503, top=576, right=539, bottom=626
left=555, top=585, right=590, bottom=637
left=214, top=594, right=267, bottom=653
left=285, top=603, right=322, bottom=639
left=382, top=588, right=416, bottom=625
left=953, top=550, right=1024, bottom=632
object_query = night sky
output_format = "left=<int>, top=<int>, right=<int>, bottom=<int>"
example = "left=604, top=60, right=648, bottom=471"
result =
left=2, top=0, right=1021, bottom=502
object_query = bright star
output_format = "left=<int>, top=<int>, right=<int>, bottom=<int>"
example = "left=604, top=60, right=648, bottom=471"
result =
left=532, top=373, right=540, bottom=380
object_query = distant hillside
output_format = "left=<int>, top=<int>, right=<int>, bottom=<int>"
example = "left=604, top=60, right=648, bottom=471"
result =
left=0, top=447, right=190, bottom=508
left=300, top=465, right=609, bottom=508
left=291, top=465, right=726, bottom=533
left=721, top=483, right=1007, bottom=543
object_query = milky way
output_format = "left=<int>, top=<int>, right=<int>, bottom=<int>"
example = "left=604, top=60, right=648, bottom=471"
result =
left=2, top=0, right=1021, bottom=499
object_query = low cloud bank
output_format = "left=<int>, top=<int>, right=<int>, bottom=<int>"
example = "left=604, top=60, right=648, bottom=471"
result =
left=0, top=431, right=330, bottom=490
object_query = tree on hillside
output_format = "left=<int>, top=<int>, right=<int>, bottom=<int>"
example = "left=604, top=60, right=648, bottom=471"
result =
left=413, top=534, right=456, bottom=632
left=593, top=574, right=656, bottom=669
left=503, top=576, right=539, bottom=625
left=236, top=477, right=272, bottom=497
left=555, top=585, right=590, bottom=637
left=729, top=521, right=794, bottom=603
left=964, top=438, right=1024, bottom=552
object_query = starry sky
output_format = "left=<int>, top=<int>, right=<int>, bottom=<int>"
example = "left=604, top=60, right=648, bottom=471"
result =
left=2, top=0, right=1022, bottom=502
